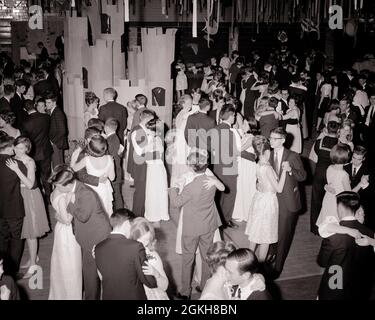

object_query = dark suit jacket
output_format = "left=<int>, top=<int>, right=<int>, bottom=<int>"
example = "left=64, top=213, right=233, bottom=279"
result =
left=344, top=163, right=371, bottom=219
left=169, top=174, right=221, bottom=237
left=33, top=80, right=54, bottom=98
left=98, top=101, right=128, bottom=141
left=344, top=163, right=369, bottom=189
left=340, top=107, right=361, bottom=127
left=49, top=106, right=68, bottom=150
left=270, top=148, right=306, bottom=212
left=184, top=112, right=216, bottom=151
left=0, top=155, right=26, bottom=219
left=259, top=114, right=279, bottom=139
left=363, top=105, right=375, bottom=141
left=95, top=234, right=157, bottom=300
left=317, top=220, right=375, bottom=300
left=210, top=122, right=237, bottom=178
left=67, top=181, right=111, bottom=251
left=127, top=124, right=147, bottom=180
left=10, top=93, right=27, bottom=129
left=277, top=68, right=292, bottom=89
left=47, top=74, right=60, bottom=96
left=22, top=111, right=52, bottom=161
left=0, top=97, right=11, bottom=112
left=106, top=133, right=123, bottom=183
left=74, top=149, right=99, bottom=187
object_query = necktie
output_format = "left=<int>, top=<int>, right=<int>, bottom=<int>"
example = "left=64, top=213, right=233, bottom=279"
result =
left=353, top=167, right=357, bottom=177
left=274, top=151, right=279, bottom=175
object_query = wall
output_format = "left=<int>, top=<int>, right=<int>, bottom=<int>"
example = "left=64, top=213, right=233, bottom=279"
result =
left=11, top=16, right=64, bottom=64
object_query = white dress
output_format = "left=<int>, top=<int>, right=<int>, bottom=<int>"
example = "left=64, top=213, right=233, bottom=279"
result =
left=143, top=249, right=169, bottom=300
left=145, top=135, right=169, bottom=222
left=170, top=109, right=193, bottom=188
left=85, top=155, right=114, bottom=217
left=232, top=132, right=257, bottom=222
left=245, top=163, right=279, bottom=244
left=285, top=107, right=302, bottom=154
left=316, top=166, right=351, bottom=238
left=176, top=65, right=188, bottom=91
left=49, top=192, right=82, bottom=300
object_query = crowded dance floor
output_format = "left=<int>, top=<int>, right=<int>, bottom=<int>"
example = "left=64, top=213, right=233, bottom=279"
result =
left=1, top=0, right=375, bottom=302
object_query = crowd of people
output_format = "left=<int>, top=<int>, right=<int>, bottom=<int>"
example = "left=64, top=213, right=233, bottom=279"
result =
left=1, top=38, right=375, bottom=301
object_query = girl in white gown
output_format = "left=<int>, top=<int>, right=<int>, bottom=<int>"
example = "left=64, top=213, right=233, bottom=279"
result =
left=316, top=144, right=368, bottom=238
left=169, top=95, right=194, bottom=188
left=70, top=135, right=115, bottom=217
left=283, top=97, right=302, bottom=154
left=144, top=119, right=169, bottom=224
left=49, top=189, right=82, bottom=300
left=245, top=135, right=287, bottom=262
left=232, top=119, right=257, bottom=222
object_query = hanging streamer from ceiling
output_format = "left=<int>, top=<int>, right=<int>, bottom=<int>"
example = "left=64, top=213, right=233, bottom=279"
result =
left=192, top=0, right=197, bottom=37
left=203, top=0, right=220, bottom=47
left=124, top=0, right=129, bottom=22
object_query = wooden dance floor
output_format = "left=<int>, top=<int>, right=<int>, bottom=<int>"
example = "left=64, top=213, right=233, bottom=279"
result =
left=17, top=140, right=324, bottom=300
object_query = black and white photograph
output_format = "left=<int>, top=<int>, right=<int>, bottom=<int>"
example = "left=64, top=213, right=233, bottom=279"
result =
left=1, top=0, right=375, bottom=303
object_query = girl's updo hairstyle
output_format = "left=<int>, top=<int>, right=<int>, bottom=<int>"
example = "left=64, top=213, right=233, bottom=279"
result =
left=206, top=241, right=236, bottom=274
left=48, top=164, right=75, bottom=186
left=86, top=135, right=108, bottom=157
left=85, top=91, right=99, bottom=106
left=252, top=135, right=271, bottom=158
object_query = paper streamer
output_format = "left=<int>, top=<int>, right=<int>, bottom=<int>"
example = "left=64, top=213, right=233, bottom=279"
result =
left=192, top=0, right=197, bottom=37
left=162, top=0, right=166, bottom=15
left=124, top=0, right=129, bottom=22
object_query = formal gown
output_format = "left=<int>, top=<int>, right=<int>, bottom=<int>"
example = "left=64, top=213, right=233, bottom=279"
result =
left=143, top=249, right=169, bottom=300
left=245, top=163, right=279, bottom=244
left=20, top=160, right=50, bottom=239
left=170, top=108, right=193, bottom=188
left=49, top=192, right=82, bottom=300
left=176, top=65, right=188, bottom=91
left=285, top=107, right=302, bottom=154
left=85, top=155, right=114, bottom=217
left=316, top=166, right=351, bottom=238
left=310, top=136, right=339, bottom=233
left=232, top=132, right=257, bottom=222
left=84, top=109, right=98, bottom=129
left=145, top=135, right=169, bottom=222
